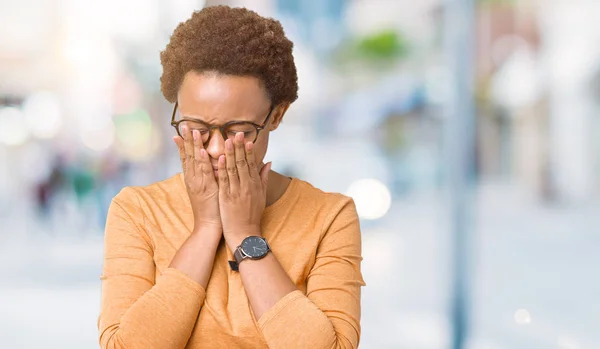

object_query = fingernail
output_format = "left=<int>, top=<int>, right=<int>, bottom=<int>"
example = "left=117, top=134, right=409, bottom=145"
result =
left=193, top=130, right=198, bottom=140
left=246, top=142, right=253, bottom=151
left=236, top=132, right=244, bottom=141
left=267, top=162, right=272, bottom=171
left=226, top=139, right=233, bottom=151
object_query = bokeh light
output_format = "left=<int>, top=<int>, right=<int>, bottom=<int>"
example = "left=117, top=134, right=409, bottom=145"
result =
left=0, top=107, right=29, bottom=146
left=345, top=178, right=392, bottom=220
left=22, top=92, right=63, bottom=139
left=513, top=309, right=532, bottom=325
left=80, top=119, right=116, bottom=152
left=114, top=108, right=155, bottom=161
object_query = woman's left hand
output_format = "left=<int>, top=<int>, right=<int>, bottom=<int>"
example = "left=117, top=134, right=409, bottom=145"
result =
left=218, top=132, right=271, bottom=250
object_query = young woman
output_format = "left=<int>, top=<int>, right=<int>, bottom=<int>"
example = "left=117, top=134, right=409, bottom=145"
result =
left=98, top=6, right=365, bottom=349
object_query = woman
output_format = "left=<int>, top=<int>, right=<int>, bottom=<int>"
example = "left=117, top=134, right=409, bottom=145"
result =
left=98, top=6, right=365, bottom=349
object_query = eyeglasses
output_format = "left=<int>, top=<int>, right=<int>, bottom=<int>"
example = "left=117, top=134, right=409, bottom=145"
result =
left=170, top=102, right=274, bottom=145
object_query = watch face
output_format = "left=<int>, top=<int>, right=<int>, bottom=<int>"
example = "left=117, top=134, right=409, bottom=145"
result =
left=241, top=236, right=269, bottom=258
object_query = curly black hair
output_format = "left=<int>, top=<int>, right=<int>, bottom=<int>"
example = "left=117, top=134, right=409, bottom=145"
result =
left=160, top=6, right=298, bottom=107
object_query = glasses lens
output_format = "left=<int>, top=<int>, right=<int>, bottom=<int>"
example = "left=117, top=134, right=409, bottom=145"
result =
left=224, top=123, right=258, bottom=142
left=178, top=120, right=210, bottom=143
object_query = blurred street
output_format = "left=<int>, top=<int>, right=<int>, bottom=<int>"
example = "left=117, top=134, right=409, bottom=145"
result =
left=2, top=0, right=600, bottom=348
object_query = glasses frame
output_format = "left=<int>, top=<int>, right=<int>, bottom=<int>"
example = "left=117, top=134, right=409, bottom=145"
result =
left=170, top=102, right=274, bottom=145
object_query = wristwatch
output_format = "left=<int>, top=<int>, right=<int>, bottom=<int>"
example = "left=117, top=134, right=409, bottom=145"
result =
left=228, top=236, right=271, bottom=271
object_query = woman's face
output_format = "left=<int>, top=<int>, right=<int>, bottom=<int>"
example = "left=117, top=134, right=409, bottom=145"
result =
left=176, top=71, right=285, bottom=175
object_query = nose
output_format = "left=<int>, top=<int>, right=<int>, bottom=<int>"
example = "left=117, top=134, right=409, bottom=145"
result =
left=205, top=129, right=225, bottom=163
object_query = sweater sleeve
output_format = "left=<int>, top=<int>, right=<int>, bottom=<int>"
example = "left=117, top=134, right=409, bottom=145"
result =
left=98, top=187, right=206, bottom=349
left=257, top=197, right=366, bottom=349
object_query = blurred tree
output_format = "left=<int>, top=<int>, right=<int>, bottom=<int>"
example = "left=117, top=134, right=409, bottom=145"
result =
left=355, top=30, right=408, bottom=61
left=335, top=29, right=409, bottom=65
left=331, top=29, right=410, bottom=76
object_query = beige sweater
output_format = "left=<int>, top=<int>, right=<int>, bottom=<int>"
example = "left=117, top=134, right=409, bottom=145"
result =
left=98, top=173, right=365, bottom=349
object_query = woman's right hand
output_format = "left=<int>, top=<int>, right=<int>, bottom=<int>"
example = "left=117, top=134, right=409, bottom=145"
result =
left=173, top=125, right=222, bottom=233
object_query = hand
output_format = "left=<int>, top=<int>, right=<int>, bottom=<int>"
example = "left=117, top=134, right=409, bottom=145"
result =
left=173, top=125, right=222, bottom=233
left=217, top=132, right=271, bottom=249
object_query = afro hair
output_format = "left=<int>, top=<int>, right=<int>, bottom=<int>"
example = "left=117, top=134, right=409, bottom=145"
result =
left=160, top=6, right=298, bottom=106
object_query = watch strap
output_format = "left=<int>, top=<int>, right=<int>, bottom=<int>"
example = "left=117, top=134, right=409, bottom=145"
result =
left=233, top=246, right=245, bottom=264
left=228, top=260, right=239, bottom=272
left=229, top=246, right=246, bottom=271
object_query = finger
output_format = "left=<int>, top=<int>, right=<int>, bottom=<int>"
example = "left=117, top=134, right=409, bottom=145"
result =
left=182, top=124, right=195, bottom=177
left=199, top=147, right=217, bottom=187
left=188, top=134, right=215, bottom=186
left=234, top=132, right=250, bottom=186
left=193, top=130, right=203, bottom=178
left=218, top=155, right=229, bottom=195
left=245, top=141, right=258, bottom=181
left=200, top=148, right=214, bottom=182
left=225, top=138, right=239, bottom=192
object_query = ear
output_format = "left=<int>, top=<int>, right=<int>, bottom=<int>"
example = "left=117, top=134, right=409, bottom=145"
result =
left=268, top=103, right=290, bottom=131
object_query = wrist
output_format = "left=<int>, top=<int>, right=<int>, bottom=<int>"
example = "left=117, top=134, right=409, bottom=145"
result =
left=225, top=235, right=246, bottom=253
left=194, top=220, right=222, bottom=231
left=193, top=224, right=222, bottom=240
left=223, top=225, right=261, bottom=238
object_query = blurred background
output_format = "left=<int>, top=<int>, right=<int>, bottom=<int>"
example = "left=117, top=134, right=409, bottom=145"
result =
left=1, top=0, right=599, bottom=348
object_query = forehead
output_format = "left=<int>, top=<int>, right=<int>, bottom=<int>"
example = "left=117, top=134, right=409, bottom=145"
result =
left=177, top=71, right=270, bottom=122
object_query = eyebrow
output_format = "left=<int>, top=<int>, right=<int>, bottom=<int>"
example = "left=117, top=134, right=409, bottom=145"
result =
left=181, top=114, right=261, bottom=126
left=179, top=114, right=257, bottom=124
